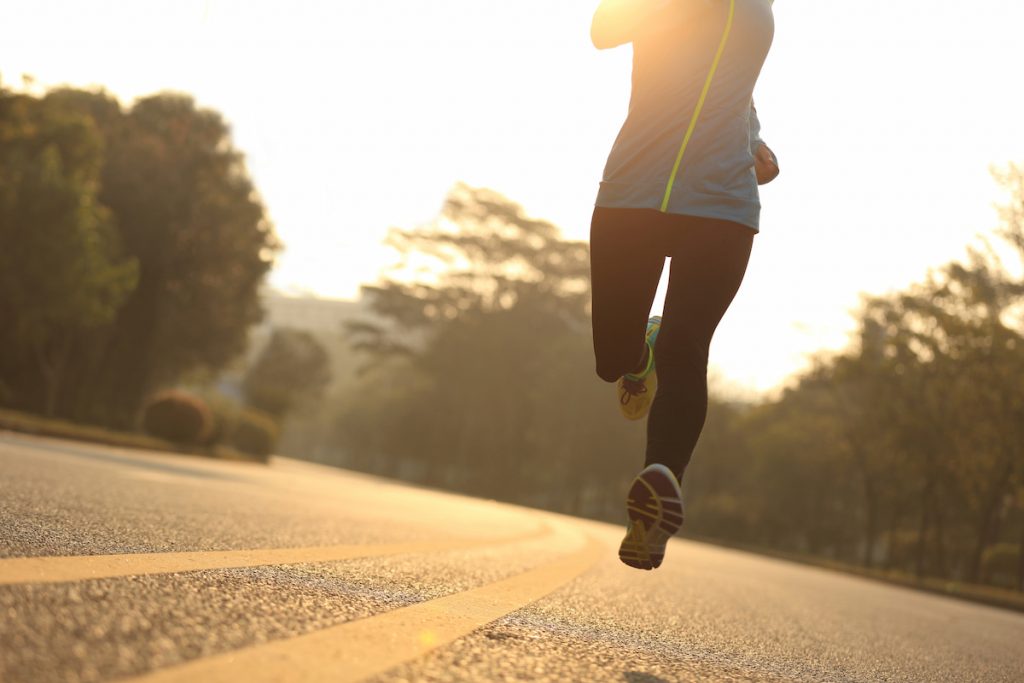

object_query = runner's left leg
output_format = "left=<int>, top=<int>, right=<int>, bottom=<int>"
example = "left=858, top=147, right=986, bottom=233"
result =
left=589, top=207, right=667, bottom=383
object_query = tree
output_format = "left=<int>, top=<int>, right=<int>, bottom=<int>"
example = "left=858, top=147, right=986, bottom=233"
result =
left=0, top=91, right=137, bottom=415
left=676, top=165, right=1024, bottom=585
left=350, top=183, right=590, bottom=349
left=48, top=90, right=281, bottom=425
left=338, top=184, right=640, bottom=508
left=243, top=327, right=331, bottom=419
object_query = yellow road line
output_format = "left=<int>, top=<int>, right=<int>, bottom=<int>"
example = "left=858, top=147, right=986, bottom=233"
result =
left=0, top=523, right=550, bottom=586
left=124, top=524, right=604, bottom=683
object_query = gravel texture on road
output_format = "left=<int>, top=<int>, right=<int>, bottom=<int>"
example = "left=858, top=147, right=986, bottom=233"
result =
left=3, top=434, right=1023, bottom=683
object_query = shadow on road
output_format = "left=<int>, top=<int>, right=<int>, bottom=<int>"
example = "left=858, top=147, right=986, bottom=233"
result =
left=0, top=435, right=241, bottom=482
left=624, top=671, right=671, bottom=683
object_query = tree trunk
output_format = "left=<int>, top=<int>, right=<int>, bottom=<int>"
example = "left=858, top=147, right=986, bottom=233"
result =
left=914, top=476, right=934, bottom=579
left=33, top=336, right=72, bottom=418
left=862, top=484, right=878, bottom=568
left=851, top=443, right=879, bottom=569
left=883, top=511, right=900, bottom=571
left=968, top=460, right=1013, bottom=584
left=1017, top=520, right=1024, bottom=593
left=934, top=508, right=949, bottom=579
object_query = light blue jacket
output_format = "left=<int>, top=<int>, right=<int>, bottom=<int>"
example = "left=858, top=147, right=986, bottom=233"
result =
left=594, top=0, right=775, bottom=232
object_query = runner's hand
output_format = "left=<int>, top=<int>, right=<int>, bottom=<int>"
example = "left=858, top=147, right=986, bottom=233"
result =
left=754, top=142, right=779, bottom=185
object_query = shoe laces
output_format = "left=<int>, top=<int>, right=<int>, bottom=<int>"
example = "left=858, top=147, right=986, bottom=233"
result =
left=620, top=377, right=647, bottom=404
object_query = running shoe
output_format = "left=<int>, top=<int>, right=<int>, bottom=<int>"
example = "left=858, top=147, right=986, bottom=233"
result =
left=618, top=463, right=684, bottom=570
left=617, top=315, right=661, bottom=421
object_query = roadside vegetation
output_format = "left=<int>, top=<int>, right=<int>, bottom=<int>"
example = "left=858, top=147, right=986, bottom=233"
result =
left=0, top=83, right=282, bottom=460
left=3, top=78, right=1022, bottom=603
left=0, top=407, right=258, bottom=462
left=292, top=176, right=1024, bottom=599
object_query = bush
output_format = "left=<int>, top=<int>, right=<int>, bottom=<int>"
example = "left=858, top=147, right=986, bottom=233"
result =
left=141, top=390, right=213, bottom=445
left=194, top=390, right=241, bottom=447
left=230, top=408, right=279, bottom=461
left=982, top=543, right=1020, bottom=589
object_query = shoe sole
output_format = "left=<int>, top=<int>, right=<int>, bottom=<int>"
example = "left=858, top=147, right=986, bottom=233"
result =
left=618, top=465, right=684, bottom=570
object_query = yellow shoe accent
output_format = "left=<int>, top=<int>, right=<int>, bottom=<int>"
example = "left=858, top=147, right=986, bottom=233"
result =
left=618, top=371, right=658, bottom=421
left=618, top=519, right=653, bottom=570
left=617, top=316, right=661, bottom=421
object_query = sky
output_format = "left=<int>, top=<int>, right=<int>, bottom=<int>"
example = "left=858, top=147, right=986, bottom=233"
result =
left=3, top=0, right=1023, bottom=394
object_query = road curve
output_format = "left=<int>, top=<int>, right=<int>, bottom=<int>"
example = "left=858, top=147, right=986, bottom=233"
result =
left=1, top=433, right=1022, bottom=682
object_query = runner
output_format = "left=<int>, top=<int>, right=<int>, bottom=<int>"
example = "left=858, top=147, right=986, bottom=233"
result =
left=588, top=0, right=778, bottom=570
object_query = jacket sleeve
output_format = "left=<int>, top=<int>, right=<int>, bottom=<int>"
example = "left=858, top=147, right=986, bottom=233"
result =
left=591, top=0, right=671, bottom=50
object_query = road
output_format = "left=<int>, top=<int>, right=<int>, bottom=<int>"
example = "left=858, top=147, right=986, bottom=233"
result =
left=1, top=434, right=1023, bottom=683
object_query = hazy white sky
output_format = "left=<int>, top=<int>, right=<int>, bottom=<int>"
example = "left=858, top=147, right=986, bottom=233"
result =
left=4, top=1, right=1023, bottom=393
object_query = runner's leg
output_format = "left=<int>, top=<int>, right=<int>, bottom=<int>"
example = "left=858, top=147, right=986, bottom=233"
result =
left=644, top=216, right=754, bottom=480
left=590, top=207, right=666, bottom=383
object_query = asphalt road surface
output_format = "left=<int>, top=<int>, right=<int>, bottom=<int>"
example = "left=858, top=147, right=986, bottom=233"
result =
left=2, top=434, right=1023, bottom=683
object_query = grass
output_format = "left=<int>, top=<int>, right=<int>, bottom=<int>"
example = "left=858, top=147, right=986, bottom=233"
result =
left=691, top=534, right=1024, bottom=614
left=0, top=407, right=265, bottom=464
left=815, top=558, right=1024, bottom=613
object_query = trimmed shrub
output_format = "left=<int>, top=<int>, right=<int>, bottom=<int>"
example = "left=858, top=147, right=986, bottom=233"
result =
left=141, top=390, right=213, bottom=445
left=982, top=543, right=1020, bottom=589
left=231, top=408, right=279, bottom=462
left=195, top=391, right=242, bottom=447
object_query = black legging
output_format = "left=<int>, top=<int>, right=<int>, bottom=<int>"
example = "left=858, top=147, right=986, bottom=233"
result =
left=590, top=206, right=754, bottom=481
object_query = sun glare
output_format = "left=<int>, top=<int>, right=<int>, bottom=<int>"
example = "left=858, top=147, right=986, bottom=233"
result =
left=3, top=0, right=1023, bottom=391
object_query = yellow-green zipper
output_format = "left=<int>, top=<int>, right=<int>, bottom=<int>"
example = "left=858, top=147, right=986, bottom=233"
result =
left=660, top=0, right=736, bottom=212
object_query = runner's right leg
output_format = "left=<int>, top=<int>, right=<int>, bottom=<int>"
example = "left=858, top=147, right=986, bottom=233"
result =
left=644, top=215, right=753, bottom=482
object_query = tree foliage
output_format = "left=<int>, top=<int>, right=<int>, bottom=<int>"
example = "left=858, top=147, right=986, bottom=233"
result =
left=338, top=185, right=639, bottom=508
left=243, top=327, right=331, bottom=419
left=681, top=166, right=1024, bottom=588
left=0, top=86, right=279, bottom=425
left=309, top=176, right=1024, bottom=591
left=0, top=91, right=137, bottom=414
